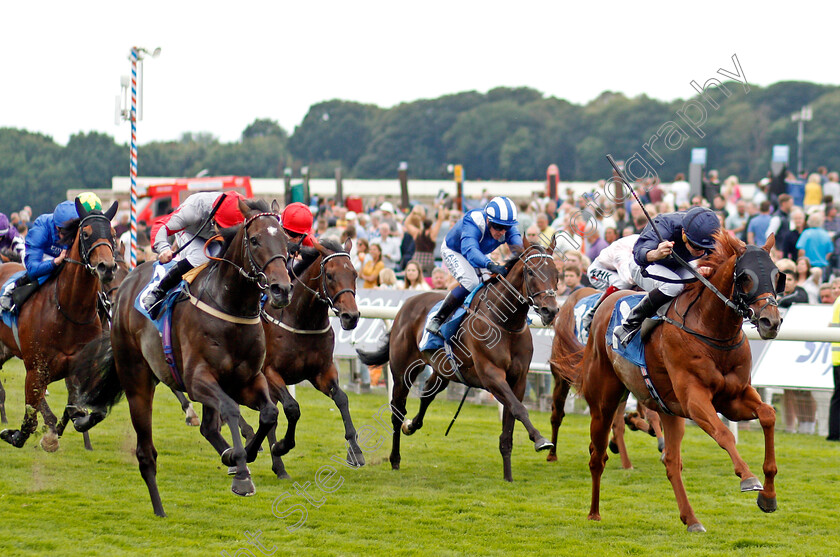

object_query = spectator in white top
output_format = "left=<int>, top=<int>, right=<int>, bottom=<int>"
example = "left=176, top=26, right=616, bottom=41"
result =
left=670, top=173, right=691, bottom=207
left=377, top=222, right=401, bottom=268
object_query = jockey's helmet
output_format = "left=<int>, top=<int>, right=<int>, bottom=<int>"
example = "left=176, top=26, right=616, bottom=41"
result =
left=683, top=207, right=719, bottom=250
left=76, top=192, right=102, bottom=213
left=214, top=192, right=246, bottom=229
left=53, top=200, right=79, bottom=227
left=484, top=196, right=518, bottom=228
left=281, top=202, right=314, bottom=236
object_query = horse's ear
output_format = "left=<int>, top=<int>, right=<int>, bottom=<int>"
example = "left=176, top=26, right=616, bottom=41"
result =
left=522, top=233, right=531, bottom=249
left=344, top=237, right=352, bottom=253
left=271, top=199, right=280, bottom=213
left=75, top=198, right=89, bottom=220
left=548, top=232, right=556, bottom=254
left=237, top=198, right=251, bottom=219
left=104, top=201, right=118, bottom=221
left=763, top=233, right=776, bottom=253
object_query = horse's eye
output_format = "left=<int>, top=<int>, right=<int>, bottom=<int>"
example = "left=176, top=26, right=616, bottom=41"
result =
left=250, top=237, right=259, bottom=246
left=82, top=230, right=91, bottom=240
left=326, top=272, right=334, bottom=281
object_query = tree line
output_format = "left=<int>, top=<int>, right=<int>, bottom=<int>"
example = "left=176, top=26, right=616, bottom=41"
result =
left=2, top=81, right=839, bottom=215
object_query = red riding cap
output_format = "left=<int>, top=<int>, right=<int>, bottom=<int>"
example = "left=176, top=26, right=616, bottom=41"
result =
left=281, top=202, right=314, bottom=235
left=214, top=192, right=246, bottom=228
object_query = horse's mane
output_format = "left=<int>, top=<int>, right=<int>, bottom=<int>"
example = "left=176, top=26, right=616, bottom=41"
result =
left=682, top=231, right=746, bottom=297
left=216, top=198, right=273, bottom=254
left=503, top=243, right=546, bottom=272
left=318, top=237, right=346, bottom=254
left=58, top=218, right=81, bottom=246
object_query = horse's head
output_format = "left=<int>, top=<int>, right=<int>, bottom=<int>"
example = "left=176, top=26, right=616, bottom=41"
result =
left=239, top=199, right=292, bottom=308
left=732, top=234, right=783, bottom=339
left=515, top=235, right=560, bottom=326
left=314, top=237, right=360, bottom=330
left=73, top=199, right=119, bottom=284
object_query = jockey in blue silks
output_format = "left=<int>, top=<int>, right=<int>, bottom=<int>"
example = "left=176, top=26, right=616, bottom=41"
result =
left=0, top=195, right=103, bottom=311
left=612, top=206, right=720, bottom=348
left=425, top=196, right=523, bottom=335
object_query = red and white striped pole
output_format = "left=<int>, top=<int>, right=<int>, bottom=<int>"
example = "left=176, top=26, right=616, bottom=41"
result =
left=129, top=46, right=139, bottom=269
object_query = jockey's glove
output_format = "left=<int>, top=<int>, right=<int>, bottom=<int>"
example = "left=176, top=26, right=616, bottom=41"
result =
left=487, top=263, right=508, bottom=276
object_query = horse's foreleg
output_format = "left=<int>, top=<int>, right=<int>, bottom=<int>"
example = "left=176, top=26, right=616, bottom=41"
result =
left=37, top=397, right=60, bottom=452
left=722, top=387, right=778, bottom=513
left=389, top=377, right=411, bottom=471
left=404, top=372, right=449, bottom=436
left=123, top=371, right=165, bottom=517
left=547, top=377, right=570, bottom=462
left=242, top=377, right=279, bottom=465
left=171, top=389, right=199, bottom=426
left=317, top=365, right=364, bottom=467
left=499, top=405, right=515, bottom=481
left=644, top=406, right=665, bottom=452
left=659, top=413, right=703, bottom=531
left=683, top=387, right=759, bottom=490
left=481, top=367, right=551, bottom=453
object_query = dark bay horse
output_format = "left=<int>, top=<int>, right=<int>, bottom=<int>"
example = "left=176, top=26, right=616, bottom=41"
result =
left=548, top=286, right=663, bottom=468
left=260, top=237, right=361, bottom=478
left=77, top=199, right=291, bottom=517
left=0, top=200, right=118, bottom=450
left=567, top=233, right=782, bottom=532
left=358, top=239, right=560, bottom=481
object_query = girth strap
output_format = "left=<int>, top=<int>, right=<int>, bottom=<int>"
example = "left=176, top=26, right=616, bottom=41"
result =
left=639, top=365, right=676, bottom=416
left=161, top=310, right=187, bottom=391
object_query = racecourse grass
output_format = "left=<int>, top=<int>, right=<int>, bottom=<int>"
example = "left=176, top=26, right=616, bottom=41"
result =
left=1, top=358, right=839, bottom=557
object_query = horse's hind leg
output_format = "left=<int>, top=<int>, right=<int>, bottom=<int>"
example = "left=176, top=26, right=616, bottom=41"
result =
left=547, top=376, right=570, bottom=462
left=644, top=406, right=665, bottom=452
left=240, top=375, right=279, bottom=466
left=404, top=371, right=449, bottom=436
left=610, top=400, right=632, bottom=469
left=721, top=387, right=777, bottom=513
left=313, top=363, right=364, bottom=467
left=659, top=413, right=703, bottom=532
left=60, top=376, right=93, bottom=450
left=171, top=388, right=199, bottom=426
left=480, top=365, right=551, bottom=453
left=0, top=376, right=7, bottom=424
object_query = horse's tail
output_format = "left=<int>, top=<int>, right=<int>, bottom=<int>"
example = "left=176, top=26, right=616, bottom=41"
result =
left=548, top=297, right=588, bottom=390
left=72, top=333, right=124, bottom=414
left=356, top=330, right=391, bottom=366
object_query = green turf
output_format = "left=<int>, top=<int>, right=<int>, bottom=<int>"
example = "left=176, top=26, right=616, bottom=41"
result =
left=1, top=358, right=839, bottom=556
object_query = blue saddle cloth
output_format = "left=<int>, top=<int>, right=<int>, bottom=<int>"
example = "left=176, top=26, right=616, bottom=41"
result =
left=572, top=293, right=601, bottom=345
left=133, top=262, right=188, bottom=334
left=419, top=284, right=485, bottom=353
left=606, top=294, right=661, bottom=368
left=0, top=270, right=26, bottom=329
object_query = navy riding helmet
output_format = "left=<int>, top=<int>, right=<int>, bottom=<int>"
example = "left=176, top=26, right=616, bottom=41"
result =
left=683, top=207, right=720, bottom=250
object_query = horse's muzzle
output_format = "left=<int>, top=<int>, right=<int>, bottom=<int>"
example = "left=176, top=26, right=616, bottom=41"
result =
left=340, top=311, right=360, bottom=330
left=268, top=283, right=292, bottom=308
left=757, top=315, right=781, bottom=340
left=538, top=306, right=559, bottom=326
left=95, top=262, right=116, bottom=284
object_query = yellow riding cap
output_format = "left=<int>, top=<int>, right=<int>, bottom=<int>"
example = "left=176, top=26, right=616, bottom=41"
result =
left=76, top=192, right=103, bottom=213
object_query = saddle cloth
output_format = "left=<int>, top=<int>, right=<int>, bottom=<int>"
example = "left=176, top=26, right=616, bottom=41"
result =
left=605, top=294, right=664, bottom=368
left=419, top=284, right=485, bottom=353
left=571, top=293, right=601, bottom=345
left=134, top=262, right=187, bottom=332
left=0, top=270, right=26, bottom=328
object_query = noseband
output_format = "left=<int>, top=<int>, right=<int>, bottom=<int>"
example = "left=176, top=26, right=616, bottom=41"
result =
left=292, top=251, right=356, bottom=316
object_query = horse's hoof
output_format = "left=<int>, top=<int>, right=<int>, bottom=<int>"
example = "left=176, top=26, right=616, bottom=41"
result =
left=687, top=522, right=706, bottom=533
left=401, top=419, right=415, bottom=436
left=757, top=492, right=777, bottom=513
left=185, top=416, right=200, bottom=427
left=657, top=437, right=665, bottom=453
left=608, top=440, right=619, bottom=454
left=587, top=513, right=601, bottom=521
left=534, top=437, right=553, bottom=452
left=0, top=429, right=24, bottom=448
left=40, top=432, right=59, bottom=453
left=391, top=462, right=400, bottom=471
left=228, top=465, right=250, bottom=476
left=546, top=453, right=557, bottom=462
left=740, top=477, right=763, bottom=492
left=231, top=477, right=256, bottom=497
left=346, top=448, right=365, bottom=468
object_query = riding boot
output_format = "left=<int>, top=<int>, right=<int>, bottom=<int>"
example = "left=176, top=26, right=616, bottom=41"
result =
left=142, top=259, right=193, bottom=319
left=426, top=285, right=469, bottom=335
left=0, top=274, right=31, bottom=312
left=612, top=288, right=673, bottom=348
left=581, top=285, right=619, bottom=333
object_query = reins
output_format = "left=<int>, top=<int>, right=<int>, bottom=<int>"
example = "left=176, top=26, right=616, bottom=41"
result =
left=289, top=251, right=355, bottom=316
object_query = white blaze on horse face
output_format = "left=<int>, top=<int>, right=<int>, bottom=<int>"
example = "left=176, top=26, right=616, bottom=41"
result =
left=267, top=226, right=279, bottom=236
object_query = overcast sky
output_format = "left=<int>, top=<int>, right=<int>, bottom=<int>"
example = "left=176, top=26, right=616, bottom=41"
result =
left=2, top=1, right=834, bottom=146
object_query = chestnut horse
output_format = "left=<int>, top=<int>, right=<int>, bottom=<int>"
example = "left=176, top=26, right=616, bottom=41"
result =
left=260, top=237, right=362, bottom=478
left=548, top=286, right=664, bottom=468
left=0, top=199, right=118, bottom=450
left=565, top=233, right=782, bottom=532
left=76, top=199, right=291, bottom=517
left=357, top=239, right=560, bottom=481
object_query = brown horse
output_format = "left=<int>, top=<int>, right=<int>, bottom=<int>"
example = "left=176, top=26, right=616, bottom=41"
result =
left=357, top=239, right=560, bottom=481
left=0, top=200, right=118, bottom=450
left=548, top=286, right=664, bottom=468
left=260, top=237, right=362, bottom=478
left=565, top=233, right=782, bottom=532
left=76, top=199, right=291, bottom=517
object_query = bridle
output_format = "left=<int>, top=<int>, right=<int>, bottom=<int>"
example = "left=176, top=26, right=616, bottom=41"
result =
left=64, top=214, right=116, bottom=273
left=207, top=212, right=288, bottom=291
left=290, top=251, right=356, bottom=316
left=496, top=250, right=557, bottom=309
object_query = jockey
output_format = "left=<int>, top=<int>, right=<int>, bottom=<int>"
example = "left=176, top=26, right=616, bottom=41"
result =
left=142, top=191, right=246, bottom=318
left=425, top=196, right=523, bottom=335
left=612, top=206, right=719, bottom=348
left=580, top=234, right=639, bottom=332
left=280, top=201, right=321, bottom=278
left=0, top=193, right=103, bottom=311
left=0, top=212, right=25, bottom=262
